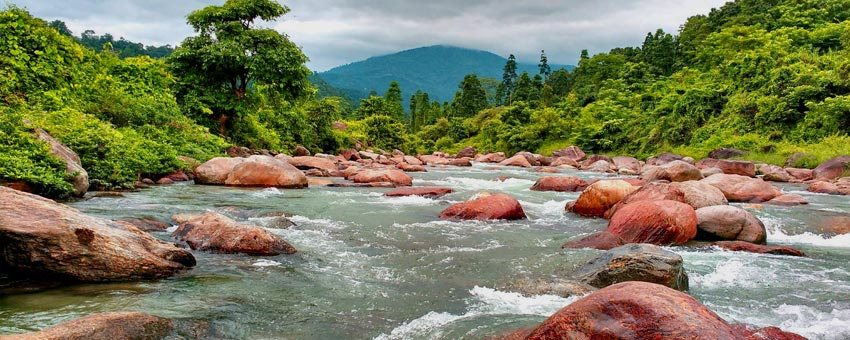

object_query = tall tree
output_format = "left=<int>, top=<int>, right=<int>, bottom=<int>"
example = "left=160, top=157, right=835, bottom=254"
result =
left=641, top=29, right=677, bottom=76
left=500, top=54, right=518, bottom=105
left=538, top=50, right=551, bottom=78
left=452, top=74, right=488, bottom=118
left=168, top=0, right=311, bottom=136
left=384, top=81, right=404, bottom=121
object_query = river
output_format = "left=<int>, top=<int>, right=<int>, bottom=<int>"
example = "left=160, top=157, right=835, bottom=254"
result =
left=1, top=163, right=849, bottom=339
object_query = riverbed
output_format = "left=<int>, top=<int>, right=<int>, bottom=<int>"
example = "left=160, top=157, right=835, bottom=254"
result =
left=2, top=163, right=849, bottom=339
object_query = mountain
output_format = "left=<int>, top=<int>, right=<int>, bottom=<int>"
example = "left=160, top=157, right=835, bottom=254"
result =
left=315, top=45, right=573, bottom=107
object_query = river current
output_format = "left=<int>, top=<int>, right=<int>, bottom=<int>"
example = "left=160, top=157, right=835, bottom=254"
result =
left=1, top=163, right=849, bottom=339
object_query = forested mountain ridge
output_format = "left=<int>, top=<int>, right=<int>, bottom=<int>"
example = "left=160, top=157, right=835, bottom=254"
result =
left=46, top=19, right=175, bottom=59
left=316, top=45, right=573, bottom=106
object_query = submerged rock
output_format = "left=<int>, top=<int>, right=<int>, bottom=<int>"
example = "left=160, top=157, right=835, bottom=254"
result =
left=711, top=241, right=806, bottom=257
left=0, top=187, right=195, bottom=282
left=570, top=243, right=688, bottom=291
left=766, top=194, right=809, bottom=206
left=507, top=278, right=597, bottom=298
left=384, top=187, right=453, bottom=198
left=439, top=193, right=526, bottom=220
left=561, top=231, right=625, bottom=251
left=0, top=312, right=173, bottom=340
left=696, top=205, right=767, bottom=244
left=606, top=200, right=697, bottom=246
left=172, top=212, right=297, bottom=256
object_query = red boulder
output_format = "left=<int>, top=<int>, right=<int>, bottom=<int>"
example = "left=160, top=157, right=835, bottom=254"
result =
left=711, top=241, right=806, bottom=257
left=570, top=180, right=637, bottom=218
left=530, top=176, right=588, bottom=192
left=439, top=193, right=526, bottom=220
left=384, top=187, right=453, bottom=198
left=606, top=200, right=697, bottom=245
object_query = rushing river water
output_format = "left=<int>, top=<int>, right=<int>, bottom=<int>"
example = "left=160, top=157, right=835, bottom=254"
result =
left=2, top=163, right=850, bottom=339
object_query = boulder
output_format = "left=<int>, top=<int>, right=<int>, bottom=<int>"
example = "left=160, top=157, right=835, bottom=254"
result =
left=731, top=324, right=808, bottom=340
left=172, top=212, right=296, bottom=256
left=603, top=183, right=687, bottom=219
left=403, top=155, right=424, bottom=166
left=640, top=160, right=703, bottom=182
left=766, top=194, right=809, bottom=206
left=340, top=149, right=361, bottom=161
left=163, top=171, right=190, bottom=182
left=350, top=169, right=413, bottom=186
left=607, top=200, right=697, bottom=246
left=701, top=174, right=783, bottom=203
left=534, top=166, right=560, bottom=173
left=396, top=162, right=427, bottom=172
left=570, top=180, right=637, bottom=218
left=561, top=231, right=625, bottom=250
left=530, top=176, right=587, bottom=192
left=807, top=181, right=850, bottom=195
left=446, top=158, right=472, bottom=167
left=813, top=155, right=850, bottom=180
left=474, top=152, right=506, bottom=163
left=701, top=167, right=724, bottom=177
left=507, top=278, right=597, bottom=298
left=34, top=129, right=89, bottom=196
left=439, top=193, right=526, bottom=220
left=761, top=164, right=794, bottom=182
left=0, top=187, right=195, bottom=282
left=571, top=243, right=688, bottom=290
left=456, top=146, right=476, bottom=158
left=513, top=282, right=743, bottom=340
left=612, top=156, right=641, bottom=173
left=225, top=145, right=251, bottom=158
left=293, top=145, right=311, bottom=157
left=670, top=181, right=729, bottom=209
left=499, top=154, right=532, bottom=167
left=224, top=156, right=307, bottom=188
left=0, top=312, right=173, bottom=340
left=194, top=157, right=245, bottom=185
left=711, top=241, right=806, bottom=257
left=708, top=147, right=747, bottom=159
left=155, top=178, right=173, bottom=185
left=289, top=156, right=338, bottom=173
left=552, top=146, right=586, bottom=161
left=579, top=154, right=614, bottom=169
left=550, top=157, right=579, bottom=167
left=697, top=158, right=757, bottom=177
left=417, top=154, right=446, bottom=165
left=649, top=152, right=685, bottom=165
left=583, top=160, right=615, bottom=173
left=785, top=168, right=813, bottom=181
left=695, top=205, right=767, bottom=244
left=384, top=187, right=453, bottom=198
left=116, top=217, right=170, bottom=232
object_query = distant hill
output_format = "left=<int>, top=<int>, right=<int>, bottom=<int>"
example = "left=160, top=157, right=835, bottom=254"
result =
left=314, top=45, right=573, bottom=107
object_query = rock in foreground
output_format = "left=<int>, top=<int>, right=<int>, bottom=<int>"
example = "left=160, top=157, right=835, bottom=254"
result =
left=173, top=212, right=297, bottom=256
left=571, top=243, right=688, bottom=291
left=0, top=187, right=195, bottom=282
left=696, top=205, right=767, bottom=244
left=0, top=312, right=173, bottom=340
left=439, top=193, right=526, bottom=220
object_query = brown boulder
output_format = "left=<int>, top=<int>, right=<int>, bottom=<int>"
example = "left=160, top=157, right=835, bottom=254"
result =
left=417, top=154, right=446, bottom=165
left=808, top=181, right=850, bottom=195
left=607, top=200, right=697, bottom=246
left=224, top=156, right=308, bottom=188
left=194, top=157, right=245, bottom=185
left=384, top=187, right=453, bottom=198
left=225, top=145, right=251, bottom=158
left=35, top=129, right=89, bottom=196
left=561, top=231, right=625, bottom=250
left=612, top=156, right=641, bottom=173
left=456, top=146, right=476, bottom=158
left=0, top=187, right=195, bottom=282
left=702, top=174, right=783, bottom=202
left=550, top=157, right=578, bottom=167
left=670, top=181, right=728, bottom=209
left=711, top=241, right=806, bottom=257
left=695, top=205, right=767, bottom=244
left=439, top=193, right=526, bottom=220
left=397, top=162, right=427, bottom=172
left=172, top=212, right=296, bottom=256
left=474, top=152, right=506, bottom=163
left=116, top=217, right=170, bottom=232
left=552, top=146, right=586, bottom=161
left=761, top=164, right=793, bottom=182
left=293, top=145, right=311, bottom=157
left=155, top=178, right=173, bottom=185
left=340, top=149, right=361, bottom=161
left=603, top=183, right=686, bottom=219
left=499, top=154, right=533, bottom=167
left=164, top=171, right=190, bottom=182
left=289, top=156, right=338, bottom=173
left=697, top=158, right=757, bottom=177
left=767, top=194, right=809, bottom=206
left=530, top=176, right=587, bottom=192
left=786, top=168, right=813, bottom=181
left=731, top=324, right=808, bottom=340
left=640, top=160, right=703, bottom=182
left=579, top=154, right=614, bottom=169
left=571, top=243, right=689, bottom=290
left=583, top=160, right=615, bottom=172
left=570, top=180, right=637, bottom=218
left=813, top=155, right=850, bottom=180
left=648, top=152, right=686, bottom=165
left=403, top=155, right=423, bottom=166
left=0, top=312, right=172, bottom=340
left=517, top=282, right=742, bottom=340
left=350, top=169, right=413, bottom=186
left=534, top=166, right=560, bottom=173
left=709, top=147, right=747, bottom=159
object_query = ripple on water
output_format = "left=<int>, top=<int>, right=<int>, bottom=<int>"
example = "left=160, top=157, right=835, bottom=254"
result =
left=762, top=216, right=850, bottom=248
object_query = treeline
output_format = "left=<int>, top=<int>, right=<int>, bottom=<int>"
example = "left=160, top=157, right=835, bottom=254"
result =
left=47, top=19, right=175, bottom=59
left=335, top=0, right=850, bottom=166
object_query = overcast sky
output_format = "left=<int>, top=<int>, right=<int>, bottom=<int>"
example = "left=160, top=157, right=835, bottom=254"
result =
left=15, top=0, right=729, bottom=71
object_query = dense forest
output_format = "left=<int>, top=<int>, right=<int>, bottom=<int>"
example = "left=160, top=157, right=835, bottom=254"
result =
left=2, top=0, right=850, bottom=199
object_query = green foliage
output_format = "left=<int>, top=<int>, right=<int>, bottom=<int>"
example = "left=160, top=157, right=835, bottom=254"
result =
left=451, top=74, right=488, bottom=118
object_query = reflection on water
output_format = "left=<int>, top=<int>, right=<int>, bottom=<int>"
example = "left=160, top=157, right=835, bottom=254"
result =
left=1, top=163, right=849, bottom=339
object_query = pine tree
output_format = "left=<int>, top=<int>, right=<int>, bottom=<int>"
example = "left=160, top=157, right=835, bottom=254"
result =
left=384, top=81, right=404, bottom=122
left=538, top=50, right=551, bottom=78
left=452, top=74, right=488, bottom=118
left=501, top=54, right=518, bottom=105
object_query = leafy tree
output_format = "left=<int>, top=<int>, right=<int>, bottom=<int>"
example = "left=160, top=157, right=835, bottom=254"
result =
left=513, top=72, right=538, bottom=103
left=169, top=0, right=312, bottom=137
left=452, top=74, right=488, bottom=118
left=47, top=20, right=72, bottom=36
left=641, top=29, right=678, bottom=75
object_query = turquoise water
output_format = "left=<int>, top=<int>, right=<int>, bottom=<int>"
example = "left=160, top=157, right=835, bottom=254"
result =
left=1, top=163, right=849, bottom=339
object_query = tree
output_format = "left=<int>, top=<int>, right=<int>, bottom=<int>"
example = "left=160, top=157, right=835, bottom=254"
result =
left=500, top=54, right=518, bottom=105
left=168, top=0, right=312, bottom=136
left=452, top=74, right=488, bottom=118
left=47, top=20, right=72, bottom=37
left=384, top=81, right=404, bottom=121
left=641, top=29, right=678, bottom=76
left=538, top=50, right=551, bottom=78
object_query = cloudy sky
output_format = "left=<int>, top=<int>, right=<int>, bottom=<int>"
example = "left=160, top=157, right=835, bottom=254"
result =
left=17, top=0, right=729, bottom=71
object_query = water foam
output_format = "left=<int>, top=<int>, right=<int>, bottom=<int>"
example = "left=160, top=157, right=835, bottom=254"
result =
left=250, top=188, right=283, bottom=198
left=374, top=287, right=579, bottom=340
left=763, top=216, right=850, bottom=248
left=373, top=195, right=443, bottom=206
left=426, top=177, right=535, bottom=192
left=691, top=258, right=776, bottom=289
left=252, top=259, right=281, bottom=267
